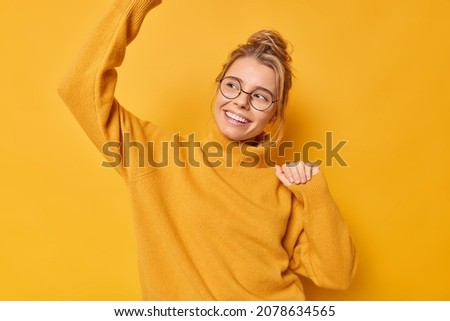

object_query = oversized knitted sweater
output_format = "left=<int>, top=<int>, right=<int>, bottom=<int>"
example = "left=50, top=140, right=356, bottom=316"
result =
left=57, top=0, right=356, bottom=300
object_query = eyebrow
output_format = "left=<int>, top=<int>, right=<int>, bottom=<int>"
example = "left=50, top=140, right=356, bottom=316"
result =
left=227, top=76, right=275, bottom=95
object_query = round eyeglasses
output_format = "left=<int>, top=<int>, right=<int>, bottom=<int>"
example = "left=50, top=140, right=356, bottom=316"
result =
left=219, top=76, right=278, bottom=111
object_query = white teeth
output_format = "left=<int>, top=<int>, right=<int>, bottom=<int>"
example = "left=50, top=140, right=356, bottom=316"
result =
left=225, top=111, right=249, bottom=124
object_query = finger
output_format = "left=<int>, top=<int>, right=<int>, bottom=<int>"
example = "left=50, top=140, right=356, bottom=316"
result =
left=275, top=165, right=291, bottom=186
left=282, top=163, right=295, bottom=184
left=285, top=162, right=306, bottom=184
left=290, top=162, right=307, bottom=184
left=294, top=162, right=307, bottom=184
left=275, top=165, right=291, bottom=187
left=312, top=166, right=320, bottom=175
left=305, top=163, right=312, bottom=181
left=306, top=162, right=320, bottom=176
left=285, top=163, right=303, bottom=184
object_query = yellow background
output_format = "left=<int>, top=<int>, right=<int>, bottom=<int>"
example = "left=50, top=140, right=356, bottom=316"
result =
left=1, top=0, right=449, bottom=300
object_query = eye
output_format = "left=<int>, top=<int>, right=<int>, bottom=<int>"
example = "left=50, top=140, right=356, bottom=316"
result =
left=224, top=80, right=240, bottom=91
left=252, top=90, right=270, bottom=102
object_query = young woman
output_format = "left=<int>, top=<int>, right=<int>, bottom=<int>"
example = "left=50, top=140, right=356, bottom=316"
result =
left=58, top=0, right=356, bottom=300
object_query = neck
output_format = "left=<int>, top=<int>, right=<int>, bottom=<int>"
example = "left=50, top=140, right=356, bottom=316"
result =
left=201, top=121, right=272, bottom=168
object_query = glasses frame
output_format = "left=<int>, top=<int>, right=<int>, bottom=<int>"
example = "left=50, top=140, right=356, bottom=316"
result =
left=219, top=76, right=278, bottom=111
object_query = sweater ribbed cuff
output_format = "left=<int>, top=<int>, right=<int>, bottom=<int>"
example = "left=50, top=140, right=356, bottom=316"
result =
left=287, top=171, right=337, bottom=211
left=112, top=0, right=160, bottom=29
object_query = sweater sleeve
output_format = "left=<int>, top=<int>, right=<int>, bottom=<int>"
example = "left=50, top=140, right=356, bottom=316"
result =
left=57, top=0, right=169, bottom=180
left=283, top=171, right=357, bottom=290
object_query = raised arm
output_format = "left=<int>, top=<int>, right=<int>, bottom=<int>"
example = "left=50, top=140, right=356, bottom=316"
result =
left=57, top=0, right=165, bottom=178
left=280, top=169, right=357, bottom=290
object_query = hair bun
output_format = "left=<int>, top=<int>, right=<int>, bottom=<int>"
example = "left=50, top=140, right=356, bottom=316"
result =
left=246, top=30, right=292, bottom=63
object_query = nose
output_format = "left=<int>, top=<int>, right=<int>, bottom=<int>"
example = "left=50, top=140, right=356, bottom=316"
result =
left=233, top=91, right=251, bottom=110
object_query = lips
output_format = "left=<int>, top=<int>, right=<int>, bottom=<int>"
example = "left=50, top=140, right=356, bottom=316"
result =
left=224, top=110, right=251, bottom=125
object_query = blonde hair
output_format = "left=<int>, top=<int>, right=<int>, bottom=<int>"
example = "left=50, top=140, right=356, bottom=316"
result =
left=216, top=30, right=293, bottom=143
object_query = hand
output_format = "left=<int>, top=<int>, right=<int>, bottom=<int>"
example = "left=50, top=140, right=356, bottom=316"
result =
left=275, top=161, right=320, bottom=187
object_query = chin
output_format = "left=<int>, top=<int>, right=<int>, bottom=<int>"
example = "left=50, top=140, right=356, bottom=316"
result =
left=220, top=127, right=247, bottom=142
left=214, top=108, right=259, bottom=142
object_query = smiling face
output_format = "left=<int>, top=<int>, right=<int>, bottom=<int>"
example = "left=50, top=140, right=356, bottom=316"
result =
left=214, top=57, right=278, bottom=142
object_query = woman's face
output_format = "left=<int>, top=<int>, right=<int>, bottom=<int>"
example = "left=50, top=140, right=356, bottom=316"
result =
left=214, top=57, right=277, bottom=142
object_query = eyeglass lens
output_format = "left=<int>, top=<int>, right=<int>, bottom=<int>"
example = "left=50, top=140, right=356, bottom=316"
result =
left=220, top=77, right=274, bottom=111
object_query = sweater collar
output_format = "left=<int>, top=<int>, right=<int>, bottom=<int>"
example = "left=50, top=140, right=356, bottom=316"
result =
left=200, top=121, right=272, bottom=169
